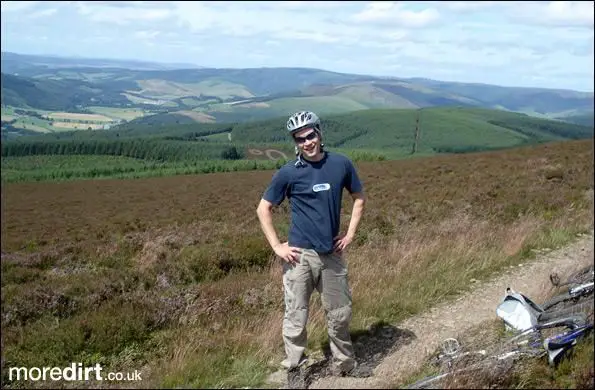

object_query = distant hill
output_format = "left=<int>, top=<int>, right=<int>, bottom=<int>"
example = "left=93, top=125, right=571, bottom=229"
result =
left=408, top=78, right=594, bottom=117
left=554, top=112, right=595, bottom=128
left=0, top=51, right=201, bottom=72
left=6, top=107, right=591, bottom=157
left=1, top=52, right=593, bottom=126
left=1, top=73, right=132, bottom=110
left=229, top=107, right=594, bottom=153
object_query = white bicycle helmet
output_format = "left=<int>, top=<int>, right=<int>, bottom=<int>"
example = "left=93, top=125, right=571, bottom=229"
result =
left=286, top=111, right=325, bottom=167
left=286, top=111, right=321, bottom=135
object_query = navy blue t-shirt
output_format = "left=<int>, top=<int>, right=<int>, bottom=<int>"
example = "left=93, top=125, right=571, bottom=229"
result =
left=262, top=151, right=363, bottom=254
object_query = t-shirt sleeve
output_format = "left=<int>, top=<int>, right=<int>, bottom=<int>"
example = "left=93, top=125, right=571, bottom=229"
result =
left=262, top=168, right=290, bottom=205
left=344, top=159, right=363, bottom=194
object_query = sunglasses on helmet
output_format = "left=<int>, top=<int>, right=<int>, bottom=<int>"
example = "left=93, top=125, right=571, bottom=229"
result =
left=294, top=131, right=318, bottom=144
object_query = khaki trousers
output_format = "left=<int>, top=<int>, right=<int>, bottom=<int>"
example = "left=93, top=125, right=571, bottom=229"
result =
left=280, top=248, right=356, bottom=372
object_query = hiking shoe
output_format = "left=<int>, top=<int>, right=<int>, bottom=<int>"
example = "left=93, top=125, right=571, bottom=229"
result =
left=281, top=355, right=309, bottom=371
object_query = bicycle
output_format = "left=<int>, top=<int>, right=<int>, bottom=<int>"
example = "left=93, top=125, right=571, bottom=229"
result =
left=404, top=265, right=594, bottom=389
left=540, top=264, right=594, bottom=321
left=404, top=317, right=593, bottom=389
left=496, top=264, right=593, bottom=331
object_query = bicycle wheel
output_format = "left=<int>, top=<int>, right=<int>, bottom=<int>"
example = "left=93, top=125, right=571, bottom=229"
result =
left=540, top=275, right=594, bottom=323
left=404, top=330, right=543, bottom=389
left=538, top=300, right=593, bottom=324
left=550, top=264, right=594, bottom=287
left=541, top=288, right=594, bottom=313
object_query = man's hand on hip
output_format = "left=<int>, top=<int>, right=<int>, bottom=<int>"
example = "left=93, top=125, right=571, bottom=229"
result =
left=273, top=242, right=302, bottom=265
left=333, top=233, right=354, bottom=253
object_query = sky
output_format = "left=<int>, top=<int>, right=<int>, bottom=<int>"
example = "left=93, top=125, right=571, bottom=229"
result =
left=1, top=1, right=594, bottom=92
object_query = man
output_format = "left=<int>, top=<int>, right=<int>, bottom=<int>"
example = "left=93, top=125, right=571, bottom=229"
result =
left=256, top=111, right=366, bottom=376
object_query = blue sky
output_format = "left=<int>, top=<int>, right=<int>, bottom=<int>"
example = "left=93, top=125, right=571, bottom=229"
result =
left=1, top=1, right=593, bottom=92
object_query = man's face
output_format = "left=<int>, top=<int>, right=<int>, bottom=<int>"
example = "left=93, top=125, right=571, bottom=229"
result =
left=293, top=127, right=321, bottom=159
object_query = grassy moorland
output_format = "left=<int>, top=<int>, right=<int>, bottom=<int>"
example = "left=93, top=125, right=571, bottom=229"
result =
left=1, top=138, right=593, bottom=388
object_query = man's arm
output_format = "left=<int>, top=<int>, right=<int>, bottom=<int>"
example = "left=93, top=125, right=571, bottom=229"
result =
left=346, top=191, right=366, bottom=239
left=256, top=198, right=282, bottom=250
left=333, top=191, right=366, bottom=253
left=256, top=198, right=301, bottom=264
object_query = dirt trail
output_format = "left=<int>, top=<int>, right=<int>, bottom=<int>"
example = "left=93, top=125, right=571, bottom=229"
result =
left=302, top=231, right=594, bottom=389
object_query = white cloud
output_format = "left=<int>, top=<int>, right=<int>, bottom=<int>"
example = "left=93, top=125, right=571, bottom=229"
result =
left=0, top=1, right=39, bottom=12
left=134, top=30, right=160, bottom=39
left=264, top=1, right=346, bottom=10
left=352, top=2, right=440, bottom=27
left=276, top=30, right=341, bottom=44
left=1, top=0, right=593, bottom=91
left=437, top=1, right=511, bottom=12
left=75, top=1, right=172, bottom=25
left=540, top=1, right=594, bottom=27
left=28, top=8, right=57, bottom=19
left=506, top=1, right=594, bottom=28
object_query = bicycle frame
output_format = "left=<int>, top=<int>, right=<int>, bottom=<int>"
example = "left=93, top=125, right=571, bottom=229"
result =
left=406, top=316, right=591, bottom=389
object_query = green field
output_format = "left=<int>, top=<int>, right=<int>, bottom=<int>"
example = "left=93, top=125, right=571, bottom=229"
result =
left=2, top=108, right=115, bottom=134
left=203, top=132, right=232, bottom=142
left=134, top=79, right=254, bottom=100
left=86, top=106, right=145, bottom=121
left=231, top=107, right=591, bottom=152
left=1, top=107, right=592, bottom=183
left=9, top=116, right=53, bottom=132
left=0, top=154, right=290, bottom=183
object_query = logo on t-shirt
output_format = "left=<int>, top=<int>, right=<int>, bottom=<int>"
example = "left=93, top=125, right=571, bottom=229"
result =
left=312, top=183, right=331, bottom=192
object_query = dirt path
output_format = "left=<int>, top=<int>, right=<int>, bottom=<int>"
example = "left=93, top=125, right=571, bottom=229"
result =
left=300, top=231, right=594, bottom=389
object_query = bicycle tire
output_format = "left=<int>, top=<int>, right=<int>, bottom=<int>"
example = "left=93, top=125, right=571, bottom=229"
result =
left=538, top=300, right=593, bottom=323
left=405, top=330, right=544, bottom=389
left=541, top=289, right=593, bottom=312
left=404, top=349, right=539, bottom=389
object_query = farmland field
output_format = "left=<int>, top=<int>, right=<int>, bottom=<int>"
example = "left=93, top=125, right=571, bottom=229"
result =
left=45, top=112, right=114, bottom=122
left=86, top=106, right=146, bottom=121
left=134, top=79, right=254, bottom=100
left=51, top=122, right=106, bottom=130
left=1, top=139, right=593, bottom=388
left=173, top=110, right=216, bottom=123
left=9, top=116, right=53, bottom=132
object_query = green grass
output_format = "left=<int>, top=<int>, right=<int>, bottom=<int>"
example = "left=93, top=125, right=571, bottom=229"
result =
left=0, top=147, right=388, bottom=183
left=2, top=107, right=592, bottom=182
left=1, top=105, right=16, bottom=116
left=135, top=79, right=254, bottom=100
left=202, top=132, right=231, bottom=142
left=265, top=95, right=369, bottom=115
left=0, top=155, right=287, bottom=183
left=231, top=107, right=590, bottom=153
left=1, top=154, right=150, bottom=172
left=10, top=116, right=53, bottom=132
left=207, top=95, right=371, bottom=120
left=333, top=84, right=418, bottom=109
left=86, top=106, right=145, bottom=121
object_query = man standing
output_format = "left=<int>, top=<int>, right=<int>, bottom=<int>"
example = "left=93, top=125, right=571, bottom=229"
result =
left=256, top=111, right=366, bottom=376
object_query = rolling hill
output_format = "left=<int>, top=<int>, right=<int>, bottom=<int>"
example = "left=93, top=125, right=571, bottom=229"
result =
left=1, top=52, right=593, bottom=127
left=0, top=73, right=132, bottom=110
left=0, top=51, right=201, bottom=72
left=4, top=107, right=592, bottom=156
